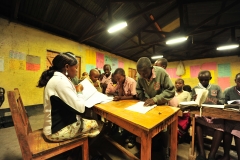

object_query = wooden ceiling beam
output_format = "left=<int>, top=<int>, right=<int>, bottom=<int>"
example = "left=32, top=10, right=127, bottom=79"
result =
left=80, top=1, right=169, bottom=42
left=117, top=39, right=165, bottom=52
left=113, top=2, right=178, bottom=51
left=187, top=0, right=240, bottom=35
left=110, top=0, right=160, bottom=2
left=124, top=1, right=171, bottom=21
left=19, top=13, right=79, bottom=38
left=11, top=0, right=21, bottom=20
left=189, top=21, right=240, bottom=35
left=78, top=8, right=107, bottom=41
left=178, top=0, right=185, bottom=33
left=42, top=1, right=55, bottom=28
left=142, top=30, right=171, bottom=35
left=182, top=0, right=226, bottom=4
left=163, top=28, right=228, bottom=56
left=134, top=3, right=163, bottom=40
left=210, top=0, right=227, bottom=36
left=130, top=46, right=152, bottom=58
left=64, top=0, right=97, bottom=18
left=87, top=40, right=112, bottom=51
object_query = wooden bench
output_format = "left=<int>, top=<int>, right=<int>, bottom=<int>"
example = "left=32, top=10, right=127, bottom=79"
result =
left=189, top=107, right=240, bottom=160
left=7, top=88, right=89, bottom=160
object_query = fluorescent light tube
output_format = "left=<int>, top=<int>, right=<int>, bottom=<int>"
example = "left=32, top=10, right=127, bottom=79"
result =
left=166, top=36, right=188, bottom=45
left=151, top=55, right=163, bottom=59
left=216, top=44, right=239, bottom=50
left=108, top=22, right=127, bottom=33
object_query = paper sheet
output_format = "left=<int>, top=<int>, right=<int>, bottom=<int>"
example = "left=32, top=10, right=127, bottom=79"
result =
left=125, top=101, right=157, bottom=114
left=179, top=101, right=198, bottom=106
left=227, top=100, right=240, bottom=104
left=100, top=96, right=114, bottom=104
left=80, top=79, right=113, bottom=108
left=201, top=104, right=224, bottom=108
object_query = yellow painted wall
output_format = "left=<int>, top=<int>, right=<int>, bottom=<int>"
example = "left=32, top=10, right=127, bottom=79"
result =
left=0, top=18, right=136, bottom=108
left=167, top=56, right=240, bottom=90
left=1, top=17, right=239, bottom=108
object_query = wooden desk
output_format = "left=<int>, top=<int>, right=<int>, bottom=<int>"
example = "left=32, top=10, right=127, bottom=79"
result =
left=189, top=107, right=240, bottom=160
left=93, top=100, right=180, bottom=160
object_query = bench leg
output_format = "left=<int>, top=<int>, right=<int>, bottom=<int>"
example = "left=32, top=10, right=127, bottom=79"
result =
left=82, top=139, right=89, bottom=160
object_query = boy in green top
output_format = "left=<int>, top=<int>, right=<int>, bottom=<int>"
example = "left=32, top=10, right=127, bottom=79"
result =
left=136, top=57, right=175, bottom=106
left=136, top=57, right=175, bottom=159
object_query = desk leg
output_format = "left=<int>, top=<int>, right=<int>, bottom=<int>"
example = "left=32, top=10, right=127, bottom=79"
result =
left=189, top=116, right=196, bottom=160
left=141, top=132, right=151, bottom=160
left=170, top=117, right=178, bottom=160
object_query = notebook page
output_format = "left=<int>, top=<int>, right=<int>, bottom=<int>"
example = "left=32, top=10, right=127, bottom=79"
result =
left=125, top=101, right=157, bottom=114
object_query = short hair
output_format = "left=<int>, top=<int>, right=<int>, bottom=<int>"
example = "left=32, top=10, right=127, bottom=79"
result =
left=235, top=73, right=240, bottom=79
left=95, top=68, right=101, bottom=74
left=183, top=85, right=192, bottom=92
left=113, top=68, right=125, bottom=76
left=198, top=70, right=211, bottom=77
left=136, top=57, right=152, bottom=69
left=155, top=58, right=168, bottom=66
left=89, top=69, right=99, bottom=76
left=175, top=78, right=184, bottom=84
left=82, top=72, right=88, bottom=76
left=103, top=64, right=111, bottom=70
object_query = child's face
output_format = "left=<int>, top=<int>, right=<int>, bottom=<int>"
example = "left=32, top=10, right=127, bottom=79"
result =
left=115, top=73, right=125, bottom=84
left=235, top=75, right=240, bottom=90
left=175, top=80, right=183, bottom=90
left=111, top=75, right=117, bottom=84
left=90, top=73, right=100, bottom=83
left=104, top=66, right=111, bottom=76
left=137, top=67, right=152, bottom=79
left=198, top=74, right=211, bottom=88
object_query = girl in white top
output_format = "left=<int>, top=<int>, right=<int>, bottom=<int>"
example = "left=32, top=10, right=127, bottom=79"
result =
left=37, top=52, right=99, bottom=142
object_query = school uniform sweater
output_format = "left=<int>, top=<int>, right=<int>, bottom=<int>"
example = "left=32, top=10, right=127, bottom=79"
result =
left=224, top=86, right=240, bottom=104
left=192, top=83, right=225, bottom=130
left=136, top=66, right=175, bottom=105
left=43, top=71, right=85, bottom=136
left=223, top=86, right=240, bottom=137
left=192, top=83, right=224, bottom=104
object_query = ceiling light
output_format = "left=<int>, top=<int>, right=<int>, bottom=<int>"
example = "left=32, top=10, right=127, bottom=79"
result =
left=216, top=44, right=239, bottom=50
left=107, top=22, right=127, bottom=33
left=166, top=36, right=188, bottom=45
left=151, top=55, right=163, bottom=59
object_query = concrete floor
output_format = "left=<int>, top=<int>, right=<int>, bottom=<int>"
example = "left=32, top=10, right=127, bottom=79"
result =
left=0, top=112, right=238, bottom=160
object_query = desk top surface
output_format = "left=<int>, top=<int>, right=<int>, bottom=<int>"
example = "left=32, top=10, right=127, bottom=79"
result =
left=94, top=100, right=179, bottom=130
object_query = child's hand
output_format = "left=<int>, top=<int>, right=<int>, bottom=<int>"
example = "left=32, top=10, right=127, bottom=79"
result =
left=75, top=84, right=83, bottom=92
left=113, top=96, right=121, bottom=101
left=144, top=98, right=155, bottom=106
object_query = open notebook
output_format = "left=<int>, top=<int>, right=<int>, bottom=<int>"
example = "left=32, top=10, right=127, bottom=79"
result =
left=224, top=100, right=240, bottom=111
left=179, top=88, right=224, bottom=109
left=80, top=79, right=113, bottom=108
left=179, top=88, right=209, bottom=106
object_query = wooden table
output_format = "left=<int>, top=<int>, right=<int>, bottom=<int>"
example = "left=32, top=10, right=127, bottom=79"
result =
left=93, top=100, right=180, bottom=160
left=189, top=107, right=240, bottom=160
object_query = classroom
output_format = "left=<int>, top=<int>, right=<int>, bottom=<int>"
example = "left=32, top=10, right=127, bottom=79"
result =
left=0, top=1, right=240, bottom=160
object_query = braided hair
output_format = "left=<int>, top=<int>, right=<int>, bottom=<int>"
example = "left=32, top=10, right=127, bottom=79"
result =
left=37, top=52, right=77, bottom=87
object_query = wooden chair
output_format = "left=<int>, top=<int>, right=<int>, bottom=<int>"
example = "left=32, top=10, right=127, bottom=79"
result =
left=7, top=88, right=89, bottom=160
